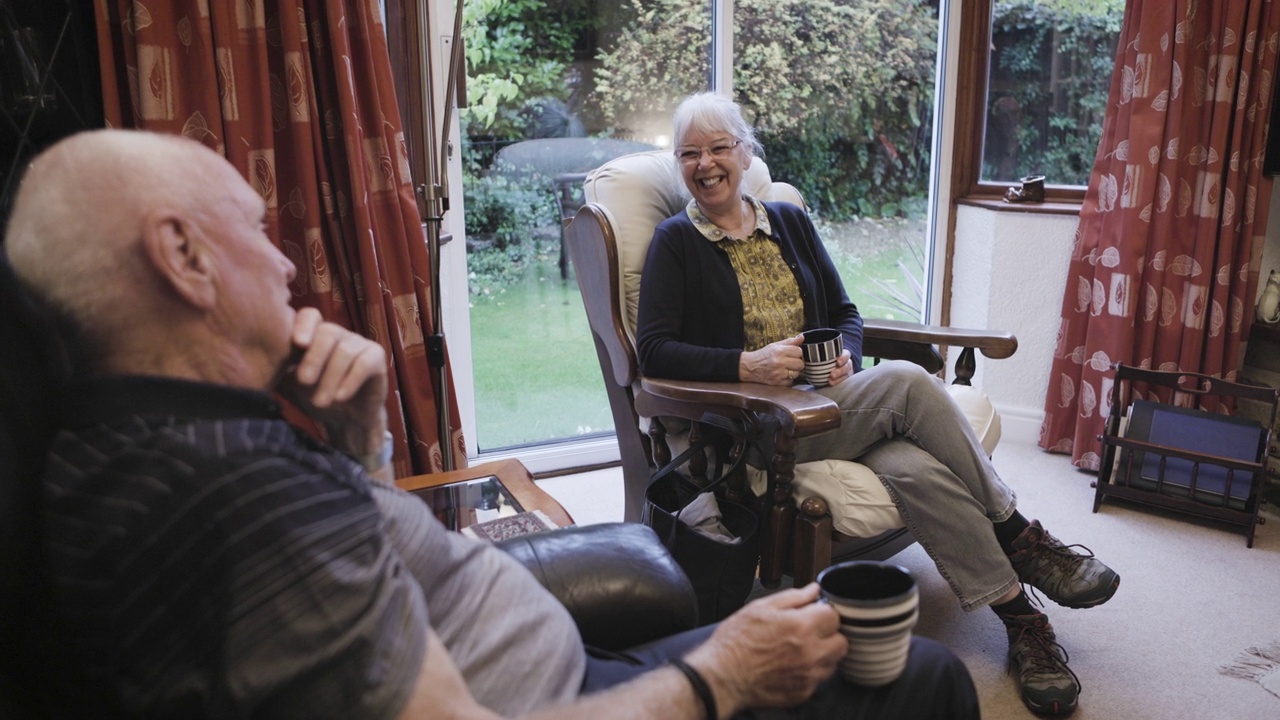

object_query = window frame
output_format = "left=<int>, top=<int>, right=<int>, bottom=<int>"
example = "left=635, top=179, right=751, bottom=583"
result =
left=951, top=0, right=1087, bottom=216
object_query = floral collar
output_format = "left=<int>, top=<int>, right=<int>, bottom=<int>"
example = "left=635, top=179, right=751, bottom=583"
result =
left=685, top=195, right=773, bottom=242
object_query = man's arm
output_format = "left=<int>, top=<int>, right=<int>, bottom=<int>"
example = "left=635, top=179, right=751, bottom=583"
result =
left=397, top=585, right=846, bottom=720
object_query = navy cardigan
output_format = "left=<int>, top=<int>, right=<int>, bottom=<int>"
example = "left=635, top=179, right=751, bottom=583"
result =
left=635, top=201, right=864, bottom=382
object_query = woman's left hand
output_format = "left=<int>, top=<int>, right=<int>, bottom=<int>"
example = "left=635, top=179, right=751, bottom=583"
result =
left=825, top=350, right=855, bottom=386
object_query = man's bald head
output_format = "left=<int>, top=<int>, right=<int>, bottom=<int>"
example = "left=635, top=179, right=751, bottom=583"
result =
left=4, top=130, right=254, bottom=369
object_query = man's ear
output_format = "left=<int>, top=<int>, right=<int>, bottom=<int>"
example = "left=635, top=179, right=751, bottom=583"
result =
left=141, top=210, right=217, bottom=310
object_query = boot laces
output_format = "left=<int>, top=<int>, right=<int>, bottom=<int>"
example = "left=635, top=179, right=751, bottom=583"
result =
left=1026, top=531, right=1098, bottom=574
left=1011, top=620, right=1080, bottom=688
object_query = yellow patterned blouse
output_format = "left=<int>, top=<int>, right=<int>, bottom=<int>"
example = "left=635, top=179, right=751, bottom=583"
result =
left=686, top=197, right=804, bottom=352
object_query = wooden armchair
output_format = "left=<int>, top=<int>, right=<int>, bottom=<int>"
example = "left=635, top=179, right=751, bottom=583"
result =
left=564, top=150, right=1017, bottom=586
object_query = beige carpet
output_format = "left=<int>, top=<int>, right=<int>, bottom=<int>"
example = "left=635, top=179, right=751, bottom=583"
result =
left=539, top=438, right=1280, bottom=719
left=907, top=439, right=1280, bottom=719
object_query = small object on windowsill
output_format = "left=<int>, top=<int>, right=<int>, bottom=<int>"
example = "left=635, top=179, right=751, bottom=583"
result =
left=461, top=509, right=560, bottom=542
left=1002, top=174, right=1046, bottom=203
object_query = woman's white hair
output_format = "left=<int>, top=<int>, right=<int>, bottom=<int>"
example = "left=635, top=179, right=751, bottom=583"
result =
left=671, top=92, right=762, bottom=157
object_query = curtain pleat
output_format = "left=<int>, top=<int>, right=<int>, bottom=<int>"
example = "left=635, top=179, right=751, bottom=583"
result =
left=94, top=0, right=465, bottom=474
left=1040, top=0, right=1280, bottom=470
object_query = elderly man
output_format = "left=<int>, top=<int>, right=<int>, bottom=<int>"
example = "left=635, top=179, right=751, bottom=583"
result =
left=3, top=129, right=978, bottom=719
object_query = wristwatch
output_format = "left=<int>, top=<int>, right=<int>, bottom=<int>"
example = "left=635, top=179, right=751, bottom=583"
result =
left=355, top=430, right=394, bottom=472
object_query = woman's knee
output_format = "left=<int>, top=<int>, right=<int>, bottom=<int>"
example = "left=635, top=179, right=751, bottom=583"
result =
left=867, top=360, right=938, bottom=390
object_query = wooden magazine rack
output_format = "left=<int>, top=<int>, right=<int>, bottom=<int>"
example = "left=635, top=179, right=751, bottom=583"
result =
left=1093, top=364, right=1279, bottom=547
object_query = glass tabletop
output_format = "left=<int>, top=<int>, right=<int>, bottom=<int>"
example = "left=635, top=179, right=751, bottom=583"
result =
left=424, top=475, right=527, bottom=532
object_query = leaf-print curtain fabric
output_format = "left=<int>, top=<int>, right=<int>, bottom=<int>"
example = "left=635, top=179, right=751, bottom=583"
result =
left=1040, top=0, right=1280, bottom=470
left=94, top=0, right=465, bottom=474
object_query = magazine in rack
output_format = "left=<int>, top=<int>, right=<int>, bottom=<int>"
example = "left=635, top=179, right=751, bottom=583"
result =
left=1121, top=399, right=1266, bottom=510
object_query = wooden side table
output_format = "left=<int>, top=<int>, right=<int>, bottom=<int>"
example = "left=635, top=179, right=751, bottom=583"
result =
left=396, top=458, right=575, bottom=532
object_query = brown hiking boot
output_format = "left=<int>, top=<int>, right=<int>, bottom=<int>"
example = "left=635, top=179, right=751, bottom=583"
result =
left=1008, top=520, right=1119, bottom=609
left=1004, top=612, right=1080, bottom=716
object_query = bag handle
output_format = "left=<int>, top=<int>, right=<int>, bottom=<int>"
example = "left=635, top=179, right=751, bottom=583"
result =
left=646, top=430, right=748, bottom=523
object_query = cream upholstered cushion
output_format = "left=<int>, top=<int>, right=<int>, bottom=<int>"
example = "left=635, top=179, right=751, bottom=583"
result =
left=583, top=150, right=794, bottom=345
left=948, top=384, right=1002, bottom=456
left=582, top=150, right=999, bottom=539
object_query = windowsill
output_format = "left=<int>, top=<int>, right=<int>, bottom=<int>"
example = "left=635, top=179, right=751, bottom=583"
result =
left=957, top=195, right=1082, bottom=217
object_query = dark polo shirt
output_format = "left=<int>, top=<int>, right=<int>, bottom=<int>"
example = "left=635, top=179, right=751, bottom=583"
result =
left=41, top=375, right=426, bottom=718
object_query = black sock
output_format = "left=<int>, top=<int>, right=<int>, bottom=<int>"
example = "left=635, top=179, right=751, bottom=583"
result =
left=993, top=510, right=1031, bottom=553
left=991, top=589, right=1038, bottom=622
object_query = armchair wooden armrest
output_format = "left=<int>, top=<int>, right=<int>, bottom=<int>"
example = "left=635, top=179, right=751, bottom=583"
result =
left=864, top=318, right=1018, bottom=385
left=638, top=378, right=842, bottom=438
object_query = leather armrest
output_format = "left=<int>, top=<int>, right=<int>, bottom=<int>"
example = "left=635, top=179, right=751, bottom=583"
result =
left=496, top=522, right=698, bottom=651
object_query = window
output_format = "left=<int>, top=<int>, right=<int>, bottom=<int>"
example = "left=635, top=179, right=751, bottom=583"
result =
left=388, top=0, right=950, bottom=468
left=955, top=0, right=1123, bottom=206
left=734, top=0, right=941, bottom=323
left=459, top=0, right=713, bottom=455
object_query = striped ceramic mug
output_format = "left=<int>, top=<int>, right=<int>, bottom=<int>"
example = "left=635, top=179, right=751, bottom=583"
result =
left=800, top=328, right=842, bottom=387
left=817, top=561, right=919, bottom=687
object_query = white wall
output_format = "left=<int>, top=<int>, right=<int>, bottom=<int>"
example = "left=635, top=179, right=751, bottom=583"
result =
left=950, top=184, right=1280, bottom=445
left=949, top=206, right=1077, bottom=443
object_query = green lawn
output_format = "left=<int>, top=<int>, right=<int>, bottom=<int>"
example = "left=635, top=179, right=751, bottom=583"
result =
left=468, top=259, right=615, bottom=451
left=468, top=218, right=925, bottom=450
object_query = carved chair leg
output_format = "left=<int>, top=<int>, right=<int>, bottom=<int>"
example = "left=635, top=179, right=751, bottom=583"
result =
left=759, top=432, right=798, bottom=588
left=649, top=417, right=671, bottom=468
left=792, top=497, right=833, bottom=587
left=953, top=347, right=976, bottom=386
left=687, top=423, right=709, bottom=482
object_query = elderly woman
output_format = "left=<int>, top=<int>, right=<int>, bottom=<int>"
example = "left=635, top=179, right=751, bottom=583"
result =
left=635, top=93, right=1119, bottom=718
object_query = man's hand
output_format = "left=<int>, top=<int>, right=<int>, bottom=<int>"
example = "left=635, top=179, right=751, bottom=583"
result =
left=275, top=308, right=389, bottom=459
left=683, top=583, right=846, bottom=715
left=738, top=334, right=805, bottom=386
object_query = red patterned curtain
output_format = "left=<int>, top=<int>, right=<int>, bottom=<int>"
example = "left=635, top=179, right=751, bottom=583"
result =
left=94, top=0, right=465, bottom=474
left=1040, top=0, right=1280, bottom=470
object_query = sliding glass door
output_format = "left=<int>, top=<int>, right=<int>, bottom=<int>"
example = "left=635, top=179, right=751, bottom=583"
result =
left=455, top=0, right=942, bottom=466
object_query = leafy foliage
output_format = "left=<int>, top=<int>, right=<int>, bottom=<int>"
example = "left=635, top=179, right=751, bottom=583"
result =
left=593, top=0, right=938, bottom=220
left=462, top=172, right=557, bottom=253
left=462, top=0, right=599, bottom=139
left=984, top=0, right=1124, bottom=185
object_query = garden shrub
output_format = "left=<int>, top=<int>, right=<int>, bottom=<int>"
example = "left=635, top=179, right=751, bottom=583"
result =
left=986, top=0, right=1123, bottom=184
left=593, top=0, right=938, bottom=221
left=462, top=172, right=557, bottom=252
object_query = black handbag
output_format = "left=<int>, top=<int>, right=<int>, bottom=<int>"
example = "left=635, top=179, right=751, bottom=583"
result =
left=642, top=433, right=759, bottom=626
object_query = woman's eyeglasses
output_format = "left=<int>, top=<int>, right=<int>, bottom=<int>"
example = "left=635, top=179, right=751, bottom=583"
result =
left=675, top=140, right=741, bottom=165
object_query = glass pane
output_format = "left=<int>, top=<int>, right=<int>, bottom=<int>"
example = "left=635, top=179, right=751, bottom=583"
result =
left=461, top=0, right=712, bottom=452
left=736, top=0, right=940, bottom=323
left=982, top=0, right=1124, bottom=186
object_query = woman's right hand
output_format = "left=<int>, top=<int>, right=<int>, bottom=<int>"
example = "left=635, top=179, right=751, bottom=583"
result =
left=739, top=334, right=805, bottom=385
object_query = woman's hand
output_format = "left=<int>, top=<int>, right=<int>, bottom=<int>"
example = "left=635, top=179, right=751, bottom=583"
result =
left=825, top=349, right=855, bottom=386
left=739, top=334, right=805, bottom=385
